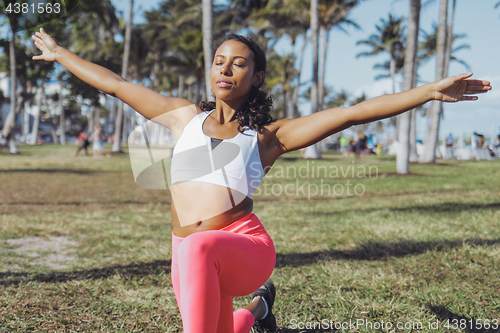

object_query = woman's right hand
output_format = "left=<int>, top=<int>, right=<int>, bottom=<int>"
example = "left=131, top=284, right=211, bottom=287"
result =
left=31, top=28, right=59, bottom=62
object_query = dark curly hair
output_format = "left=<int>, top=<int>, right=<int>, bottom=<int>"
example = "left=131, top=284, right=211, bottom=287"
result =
left=199, top=33, right=274, bottom=133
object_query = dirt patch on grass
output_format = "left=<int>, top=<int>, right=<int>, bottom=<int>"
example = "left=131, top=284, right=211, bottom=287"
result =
left=3, top=236, right=78, bottom=270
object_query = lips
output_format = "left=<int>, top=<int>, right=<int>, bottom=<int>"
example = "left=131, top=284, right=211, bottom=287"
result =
left=216, top=79, right=233, bottom=88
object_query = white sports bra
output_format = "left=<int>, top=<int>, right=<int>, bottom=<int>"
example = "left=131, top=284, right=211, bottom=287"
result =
left=170, top=109, right=265, bottom=198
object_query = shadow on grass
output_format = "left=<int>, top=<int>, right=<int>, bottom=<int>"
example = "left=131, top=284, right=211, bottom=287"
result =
left=276, top=238, right=500, bottom=267
left=390, top=202, right=500, bottom=213
left=0, top=168, right=102, bottom=174
left=3, top=237, right=499, bottom=287
left=428, top=304, right=500, bottom=333
left=312, top=201, right=500, bottom=215
left=0, top=260, right=171, bottom=286
left=3, top=200, right=169, bottom=206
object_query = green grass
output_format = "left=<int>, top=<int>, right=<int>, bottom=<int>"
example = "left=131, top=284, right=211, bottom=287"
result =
left=1, top=144, right=500, bottom=332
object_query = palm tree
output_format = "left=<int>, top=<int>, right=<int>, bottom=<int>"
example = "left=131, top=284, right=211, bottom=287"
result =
left=112, top=0, right=133, bottom=152
left=397, top=0, right=421, bottom=174
left=0, top=3, right=20, bottom=153
left=250, top=0, right=309, bottom=119
left=303, top=0, right=321, bottom=159
left=168, top=0, right=228, bottom=104
left=418, top=24, right=470, bottom=71
left=66, top=0, right=119, bottom=147
left=325, top=89, right=350, bottom=108
left=420, top=0, right=461, bottom=163
left=356, top=13, right=405, bottom=141
left=318, top=0, right=359, bottom=109
left=202, top=0, right=213, bottom=101
left=356, top=13, right=405, bottom=95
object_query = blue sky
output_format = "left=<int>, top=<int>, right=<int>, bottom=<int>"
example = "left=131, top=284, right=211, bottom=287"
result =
left=110, top=0, right=500, bottom=140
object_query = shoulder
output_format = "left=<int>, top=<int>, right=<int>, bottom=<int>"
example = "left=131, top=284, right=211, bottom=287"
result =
left=257, top=118, right=288, bottom=150
left=259, top=118, right=292, bottom=138
left=168, top=104, right=203, bottom=131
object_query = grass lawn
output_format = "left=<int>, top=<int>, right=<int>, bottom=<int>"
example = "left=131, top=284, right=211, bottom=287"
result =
left=1, top=144, right=499, bottom=332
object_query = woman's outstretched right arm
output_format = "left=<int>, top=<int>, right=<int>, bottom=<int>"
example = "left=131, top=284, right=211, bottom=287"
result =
left=31, top=28, right=198, bottom=130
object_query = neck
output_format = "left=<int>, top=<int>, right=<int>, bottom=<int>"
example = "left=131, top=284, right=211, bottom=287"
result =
left=212, top=97, right=246, bottom=125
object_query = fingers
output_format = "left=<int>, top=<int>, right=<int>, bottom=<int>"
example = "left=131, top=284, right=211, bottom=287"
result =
left=465, top=79, right=491, bottom=86
left=461, top=95, right=478, bottom=101
left=465, top=81, right=492, bottom=95
left=31, top=34, right=43, bottom=45
left=39, top=27, right=48, bottom=38
left=465, top=88, right=491, bottom=94
left=453, top=72, right=473, bottom=81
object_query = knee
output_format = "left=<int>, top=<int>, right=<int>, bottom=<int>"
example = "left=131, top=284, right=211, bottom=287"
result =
left=177, top=231, right=218, bottom=262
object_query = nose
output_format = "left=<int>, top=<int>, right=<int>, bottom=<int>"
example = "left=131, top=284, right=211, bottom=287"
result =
left=220, top=62, right=232, bottom=76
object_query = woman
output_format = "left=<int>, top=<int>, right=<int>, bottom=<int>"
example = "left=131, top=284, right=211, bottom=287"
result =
left=31, top=28, right=490, bottom=333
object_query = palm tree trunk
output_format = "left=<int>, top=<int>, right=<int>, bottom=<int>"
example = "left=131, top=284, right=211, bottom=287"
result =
left=303, top=0, right=321, bottom=159
left=21, top=107, right=28, bottom=142
left=409, top=58, right=419, bottom=162
left=318, top=25, right=328, bottom=110
left=121, top=105, right=129, bottom=144
left=391, top=56, right=400, bottom=141
left=397, top=0, right=420, bottom=174
left=95, top=105, right=101, bottom=128
left=187, top=80, right=194, bottom=102
left=409, top=109, right=418, bottom=161
left=195, top=75, right=202, bottom=105
left=443, top=0, right=456, bottom=77
left=109, top=97, right=116, bottom=134
left=88, top=109, right=94, bottom=137
left=58, top=76, right=66, bottom=144
left=178, top=74, right=185, bottom=98
left=292, top=35, right=309, bottom=118
left=152, top=52, right=160, bottom=91
left=420, top=0, right=448, bottom=163
left=390, top=57, right=396, bottom=94
left=202, top=0, right=213, bottom=101
left=2, top=32, right=18, bottom=153
left=112, top=0, right=133, bottom=152
left=30, top=86, right=42, bottom=145
left=39, top=80, right=59, bottom=145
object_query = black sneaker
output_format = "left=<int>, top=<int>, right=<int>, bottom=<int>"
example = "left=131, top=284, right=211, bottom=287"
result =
left=251, top=280, right=277, bottom=333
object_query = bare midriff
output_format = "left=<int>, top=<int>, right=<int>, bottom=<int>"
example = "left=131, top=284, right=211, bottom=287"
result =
left=171, top=190, right=254, bottom=238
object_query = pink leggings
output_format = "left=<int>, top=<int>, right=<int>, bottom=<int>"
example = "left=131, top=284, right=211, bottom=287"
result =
left=171, top=212, right=276, bottom=333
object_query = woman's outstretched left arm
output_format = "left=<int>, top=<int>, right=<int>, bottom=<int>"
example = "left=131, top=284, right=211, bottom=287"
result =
left=274, top=73, right=491, bottom=153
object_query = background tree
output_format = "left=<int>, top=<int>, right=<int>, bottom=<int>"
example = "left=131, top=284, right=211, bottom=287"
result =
left=202, top=0, right=213, bottom=101
left=303, top=0, right=321, bottom=159
left=356, top=13, right=405, bottom=95
left=250, top=0, right=309, bottom=118
left=112, top=0, right=133, bottom=152
left=0, top=1, right=20, bottom=153
left=318, top=0, right=360, bottom=109
left=420, top=0, right=462, bottom=163
left=397, top=0, right=420, bottom=174
left=265, top=0, right=311, bottom=119
left=356, top=13, right=405, bottom=140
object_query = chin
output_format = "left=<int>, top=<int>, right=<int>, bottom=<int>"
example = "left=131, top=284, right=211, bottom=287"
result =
left=214, top=91, right=244, bottom=102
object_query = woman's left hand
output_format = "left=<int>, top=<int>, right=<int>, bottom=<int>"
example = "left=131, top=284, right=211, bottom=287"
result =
left=434, top=73, right=492, bottom=102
